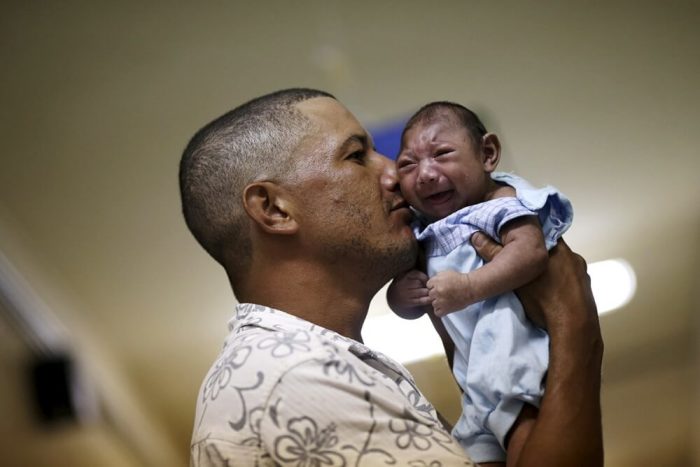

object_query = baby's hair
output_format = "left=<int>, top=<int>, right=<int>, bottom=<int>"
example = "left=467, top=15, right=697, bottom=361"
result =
left=401, top=101, right=488, bottom=149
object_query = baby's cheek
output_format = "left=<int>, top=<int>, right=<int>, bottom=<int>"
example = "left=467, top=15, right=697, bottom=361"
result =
left=398, top=177, right=416, bottom=198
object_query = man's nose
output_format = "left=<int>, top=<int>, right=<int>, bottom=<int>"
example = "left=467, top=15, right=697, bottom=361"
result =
left=378, top=155, right=400, bottom=192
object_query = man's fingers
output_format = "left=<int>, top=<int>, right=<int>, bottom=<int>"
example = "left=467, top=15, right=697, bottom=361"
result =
left=408, top=288, right=430, bottom=300
left=470, top=232, right=502, bottom=262
left=408, top=272, right=429, bottom=285
left=414, top=296, right=432, bottom=306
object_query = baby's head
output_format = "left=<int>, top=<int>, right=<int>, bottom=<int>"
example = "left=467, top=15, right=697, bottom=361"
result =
left=397, top=102, right=502, bottom=221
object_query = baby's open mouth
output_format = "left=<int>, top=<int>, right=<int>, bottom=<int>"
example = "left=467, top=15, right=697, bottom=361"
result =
left=425, top=190, right=453, bottom=204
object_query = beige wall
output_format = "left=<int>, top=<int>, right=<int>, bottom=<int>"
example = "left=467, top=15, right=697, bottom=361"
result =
left=1, top=1, right=698, bottom=465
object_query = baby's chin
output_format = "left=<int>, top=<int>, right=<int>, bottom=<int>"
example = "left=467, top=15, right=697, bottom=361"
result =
left=420, top=203, right=456, bottom=222
left=418, top=207, right=449, bottom=223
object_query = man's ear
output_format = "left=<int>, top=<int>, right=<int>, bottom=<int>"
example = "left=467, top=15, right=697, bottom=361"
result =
left=481, top=133, right=502, bottom=172
left=242, top=181, right=299, bottom=235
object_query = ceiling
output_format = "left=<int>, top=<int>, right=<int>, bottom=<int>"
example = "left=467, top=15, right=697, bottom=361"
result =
left=1, top=1, right=699, bottom=466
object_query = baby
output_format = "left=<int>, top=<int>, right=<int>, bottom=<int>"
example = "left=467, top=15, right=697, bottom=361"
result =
left=387, top=101, right=573, bottom=464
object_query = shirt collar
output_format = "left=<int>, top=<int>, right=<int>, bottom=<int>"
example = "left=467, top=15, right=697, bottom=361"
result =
left=229, top=302, right=415, bottom=383
left=230, top=302, right=357, bottom=345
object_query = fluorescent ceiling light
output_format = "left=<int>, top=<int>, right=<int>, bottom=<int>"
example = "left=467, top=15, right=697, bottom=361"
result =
left=588, top=258, right=636, bottom=315
left=363, top=258, right=635, bottom=364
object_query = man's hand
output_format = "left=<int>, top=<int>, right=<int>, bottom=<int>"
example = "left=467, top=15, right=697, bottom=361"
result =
left=386, top=269, right=432, bottom=319
left=470, top=231, right=604, bottom=467
left=426, top=270, right=474, bottom=317
left=470, top=231, right=597, bottom=331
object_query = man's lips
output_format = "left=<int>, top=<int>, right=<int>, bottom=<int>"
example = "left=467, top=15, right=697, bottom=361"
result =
left=389, top=199, right=413, bottom=224
left=390, top=199, right=410, bottom=212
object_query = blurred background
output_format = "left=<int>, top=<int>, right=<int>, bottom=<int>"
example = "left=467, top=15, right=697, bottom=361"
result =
left=1, top=1, right=698, bottom=465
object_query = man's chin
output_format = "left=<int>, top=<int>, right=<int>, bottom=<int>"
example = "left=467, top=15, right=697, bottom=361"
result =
left=390, top=237, right=419, bottom=276
left=366, top=241, right=413, bottom=280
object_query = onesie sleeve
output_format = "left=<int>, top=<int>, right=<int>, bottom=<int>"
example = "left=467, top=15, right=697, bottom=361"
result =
left=414, top=197, right=539, bottom=258
left=457, top=197, right=538, bottom=241
left=491, top=172, right=574, bottom=249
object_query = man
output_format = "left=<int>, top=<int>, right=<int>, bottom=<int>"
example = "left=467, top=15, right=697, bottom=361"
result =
left=180, top=88, right=603, bottom=466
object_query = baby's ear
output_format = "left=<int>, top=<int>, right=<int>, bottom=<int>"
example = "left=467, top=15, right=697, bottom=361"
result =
left=481, top=133, right=502, bottom=172
left=242, top=181, right=299, bottom=235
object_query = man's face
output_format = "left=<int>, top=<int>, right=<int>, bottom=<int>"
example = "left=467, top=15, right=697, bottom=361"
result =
left=397, top=117, right=490, bottom=221
left=289, top=97, right=416, bottom=283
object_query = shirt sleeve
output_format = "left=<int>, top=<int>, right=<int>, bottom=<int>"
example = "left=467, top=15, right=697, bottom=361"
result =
left=259, top=356, right=475, bottom=466
left=191, top=437, right=260, bottom=466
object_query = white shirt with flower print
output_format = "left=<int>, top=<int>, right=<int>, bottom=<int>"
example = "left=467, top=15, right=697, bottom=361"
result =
left=190, top=303, right=473, bottom=466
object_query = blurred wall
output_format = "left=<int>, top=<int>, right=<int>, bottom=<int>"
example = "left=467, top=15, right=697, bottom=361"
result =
left=1, top=1, right=698, bottom=465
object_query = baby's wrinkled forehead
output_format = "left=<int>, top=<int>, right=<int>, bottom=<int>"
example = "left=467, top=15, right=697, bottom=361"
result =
left=421, top=103, right=465, bottom=123
left=401, top=102, right=487, bottom=152
left=401, top=111, right=469, bottom=147
left=416, top=107, right=463, bottom=128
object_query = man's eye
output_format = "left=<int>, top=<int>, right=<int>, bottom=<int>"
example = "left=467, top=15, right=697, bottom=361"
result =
left=435, top=149, right=452, bottom=157
left=348, top=151, right=365, bottom=163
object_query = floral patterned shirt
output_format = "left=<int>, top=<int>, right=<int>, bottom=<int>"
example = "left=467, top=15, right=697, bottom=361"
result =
left=190, top=303, right=473, bottom=466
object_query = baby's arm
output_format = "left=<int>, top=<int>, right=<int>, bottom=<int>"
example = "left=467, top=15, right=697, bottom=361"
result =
left=387, top=269, right=433, bottom=319
left=427, top=216, right=548, bottom=317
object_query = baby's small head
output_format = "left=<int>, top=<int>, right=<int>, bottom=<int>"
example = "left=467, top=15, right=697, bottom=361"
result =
left=397, top=102, right=501, bottom=221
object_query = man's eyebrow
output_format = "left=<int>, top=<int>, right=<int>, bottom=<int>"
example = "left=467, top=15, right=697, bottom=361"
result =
left=338, top=134, right=369, bottom=154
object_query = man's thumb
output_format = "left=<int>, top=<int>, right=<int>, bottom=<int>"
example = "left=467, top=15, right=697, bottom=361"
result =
left=470, top=232, right=502, bottom=262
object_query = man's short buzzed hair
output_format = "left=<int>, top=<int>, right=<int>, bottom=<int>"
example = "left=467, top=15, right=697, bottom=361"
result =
left=179, top=88, right=334, bottom=288
left=401, top=101, right=488, bottom=149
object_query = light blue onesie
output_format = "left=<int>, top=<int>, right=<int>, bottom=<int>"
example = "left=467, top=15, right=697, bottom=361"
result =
left=414, top=172, right=573, bottom=463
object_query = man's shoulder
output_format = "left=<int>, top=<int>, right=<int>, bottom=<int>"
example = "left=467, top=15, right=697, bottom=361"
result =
left=191, top=324, right=359, bottom=458
left=201, top=323, right=354, bottom=397
left=190, top=321, right=475, bottom=466
left=229, top=321, right=355, bottom=366
left=194, top=324, right=362, bottom=419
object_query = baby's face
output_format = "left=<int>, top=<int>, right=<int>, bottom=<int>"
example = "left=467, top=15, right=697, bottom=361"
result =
left=397, top=118, right=491, bottom=221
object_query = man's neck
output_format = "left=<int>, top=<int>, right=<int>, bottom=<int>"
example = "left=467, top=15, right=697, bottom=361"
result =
left=238, top=261, right=374, bottom=342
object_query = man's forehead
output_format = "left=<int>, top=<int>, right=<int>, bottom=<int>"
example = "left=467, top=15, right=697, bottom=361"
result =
left=295, top=97, right=366, bottom=138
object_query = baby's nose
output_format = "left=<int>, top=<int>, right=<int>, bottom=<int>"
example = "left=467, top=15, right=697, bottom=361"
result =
left=417, top=161, right=437, bottom=183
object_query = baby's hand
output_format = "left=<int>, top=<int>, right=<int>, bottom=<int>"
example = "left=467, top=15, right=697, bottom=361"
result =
left=387, top=269, right=431, bottom=319
left=427, top=270, right=473, bottom=317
